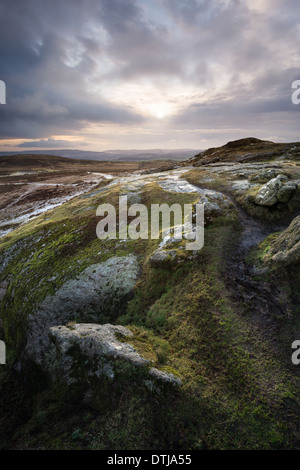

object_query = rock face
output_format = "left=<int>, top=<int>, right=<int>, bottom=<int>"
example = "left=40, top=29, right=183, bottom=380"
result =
left=268, top=216, right=300, bottom=266
left=254, top=175, right=297, bottom=207
left=47, top=323, right=182, bottom=393
left=25, top=255, right=139, bottom=365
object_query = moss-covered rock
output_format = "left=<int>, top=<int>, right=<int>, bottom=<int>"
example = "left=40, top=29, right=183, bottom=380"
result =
left=46, top=323, right=182, bottom=404
left=254, top=175, right=297, bottom=207
left=266, top=216, right=300, bottom=267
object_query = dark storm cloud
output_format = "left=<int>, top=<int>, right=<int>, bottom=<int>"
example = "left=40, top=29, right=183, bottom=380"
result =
left=0, top=0, right=299, bottom=144
left=0, top=88, right=143, bottom=139
left=0, top=0, right=145, bottom=139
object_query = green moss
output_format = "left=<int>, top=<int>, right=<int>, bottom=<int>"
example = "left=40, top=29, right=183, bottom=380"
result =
left=247, top=232, right=281, bottom=265
left=117, top=325, right=172, bottom=368
left=184, top=168, right=231, bottom=192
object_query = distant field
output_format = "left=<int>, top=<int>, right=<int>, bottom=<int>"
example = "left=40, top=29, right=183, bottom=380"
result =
left=0, top=148, right=197, bottom=162
left=0, top=153, right=181, bottom=177
left=0, top=153, right=181, bottom=238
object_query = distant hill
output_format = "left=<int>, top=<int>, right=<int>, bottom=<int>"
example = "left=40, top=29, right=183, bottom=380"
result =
left=184, top=137, right=300, bottom=166
left=0, top=153, right=102, bottom=168
left=0, top=148, right=197, bottom=161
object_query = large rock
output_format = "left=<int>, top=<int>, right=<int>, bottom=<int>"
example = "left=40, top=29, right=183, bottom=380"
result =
left=268, top=216, right=300, bottom=266
left=47, top=323, right=182, bottom=396
left=49, top=323, right=149, bottom=380
left=25, top=255, right=139, bottom=365
left=255, top=175, right=297, bottom=206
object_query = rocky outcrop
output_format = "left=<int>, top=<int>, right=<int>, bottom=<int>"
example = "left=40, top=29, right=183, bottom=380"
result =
left=186, top=138, right=300, bottom=166
left=213, top=162, right=300, bottom=221
left=47, top=323, right=182, bottom=395
left=267, top=216, right=300, bottom=266
left=254, top=175, right=297, bottom=207
left=249, top=168, right=289, bottom=184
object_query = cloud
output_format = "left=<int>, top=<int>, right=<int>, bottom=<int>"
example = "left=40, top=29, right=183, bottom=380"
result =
left=0, top=0, right=144, bottom=139
left=17, top=138, right=88, bottom=148
left=0, top=0, right=299, bottom=148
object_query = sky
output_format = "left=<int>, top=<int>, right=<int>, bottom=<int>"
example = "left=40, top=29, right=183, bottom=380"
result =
left=0, top=0, right=299, bottom=152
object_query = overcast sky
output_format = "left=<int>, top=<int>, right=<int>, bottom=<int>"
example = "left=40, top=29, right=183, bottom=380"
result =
left=0, top=0, right=299, bottom=152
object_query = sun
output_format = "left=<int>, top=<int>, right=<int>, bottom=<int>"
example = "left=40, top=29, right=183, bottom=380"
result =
left=147, top=102, right=172, bottom=120
left=154, top=109, right=167, bottom=119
